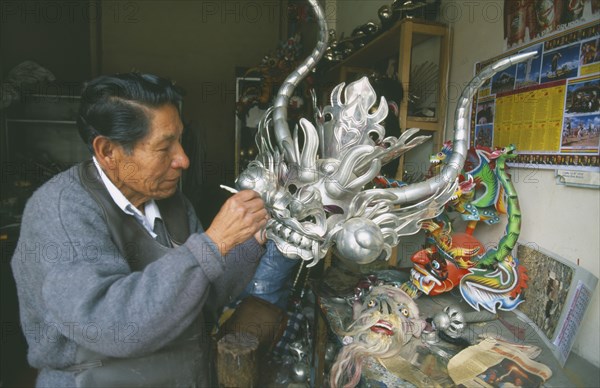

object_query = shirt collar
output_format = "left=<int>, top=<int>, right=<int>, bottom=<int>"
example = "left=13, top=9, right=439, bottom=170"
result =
left=92, top=157, right=160, bottom=236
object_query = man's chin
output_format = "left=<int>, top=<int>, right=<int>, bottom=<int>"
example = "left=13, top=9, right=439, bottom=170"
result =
left=153, top=183, right=179, bottom=199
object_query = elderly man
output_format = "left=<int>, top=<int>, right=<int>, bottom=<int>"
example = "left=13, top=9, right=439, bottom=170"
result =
left=11, top=73, right=268, bottom=387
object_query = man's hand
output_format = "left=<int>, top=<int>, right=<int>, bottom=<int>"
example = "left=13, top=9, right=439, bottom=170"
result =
left=205, top=190, right=268, bottom=256
left=253, top=225, right=267, bottom=246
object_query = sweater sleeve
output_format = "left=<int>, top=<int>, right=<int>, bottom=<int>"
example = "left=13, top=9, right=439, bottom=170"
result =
left=11, top=179, right=263, bottom=363
left=182, top=195, right=265, bottom=308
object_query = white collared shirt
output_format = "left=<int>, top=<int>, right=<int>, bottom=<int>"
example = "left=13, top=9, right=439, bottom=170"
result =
left=92, top=157, right=161, bottom=238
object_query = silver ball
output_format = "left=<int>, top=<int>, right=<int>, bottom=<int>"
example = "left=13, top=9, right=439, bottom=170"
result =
left=335, top=218, right=384, bottom=264
left=291, top=362, right=309, bottom=382
left=433, top=305, right=466, bottom=339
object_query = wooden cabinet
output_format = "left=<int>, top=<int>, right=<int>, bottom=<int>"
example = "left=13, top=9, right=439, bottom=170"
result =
left=325, top=18, right=451, bottom=180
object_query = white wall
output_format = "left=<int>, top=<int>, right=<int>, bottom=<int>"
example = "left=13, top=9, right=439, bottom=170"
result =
left=333, top=0, right=600, bottom=367
left=443, top=0, right=599, bottom=367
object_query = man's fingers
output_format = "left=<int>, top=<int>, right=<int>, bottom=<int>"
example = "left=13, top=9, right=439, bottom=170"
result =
left=233, top=189, right=261, bottom=201
left=229, top=190, right=266, bottom=214
left=247, top=197, right=267, bottom=214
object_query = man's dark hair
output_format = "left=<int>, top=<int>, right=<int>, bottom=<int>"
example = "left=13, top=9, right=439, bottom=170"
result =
left=77, top=73, right=184, bottom=154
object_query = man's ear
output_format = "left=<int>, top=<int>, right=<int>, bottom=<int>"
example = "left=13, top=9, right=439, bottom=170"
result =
left=93, top=136, right=118, bottom=170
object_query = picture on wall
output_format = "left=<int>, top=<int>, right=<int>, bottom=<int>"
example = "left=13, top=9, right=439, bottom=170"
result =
left=579, top=36, right=600, bottom=72
left=515, top=43, right=543, bottom=89
left=474, top=124, right=494, bottom=148
left=473, top=21, right=600, bottom=170
left=491, top=64, right=517, bottom=95
left=504, top=0, right=600, bottom=50
left=561, top=113, right=600, bottom=152
left=561, top=75, right=600, bottom=153
left=540, top=44, right=580, bottom=83
left=476, top=99, right=495, bottom=124
left=565, top=75, right=600, bottom=113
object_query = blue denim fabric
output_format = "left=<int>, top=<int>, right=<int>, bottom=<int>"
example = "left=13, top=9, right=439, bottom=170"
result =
left=239, top=241, right=299, bottom=309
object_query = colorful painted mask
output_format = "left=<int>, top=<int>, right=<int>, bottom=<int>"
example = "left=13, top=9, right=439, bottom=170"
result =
left=403, top=145, right=529, bottom=313
left=405, top=220, right=483, bottom=297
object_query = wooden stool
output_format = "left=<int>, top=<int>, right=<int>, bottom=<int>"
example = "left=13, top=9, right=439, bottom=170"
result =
left=217, top=333, right=259, bottom=387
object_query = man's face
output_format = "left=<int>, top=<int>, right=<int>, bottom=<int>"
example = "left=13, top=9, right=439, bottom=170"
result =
left=111, top=104, right=189, bottom=206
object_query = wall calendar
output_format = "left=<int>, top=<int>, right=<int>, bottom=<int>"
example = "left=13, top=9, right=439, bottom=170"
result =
left=472, top=22, right=600, bottom=171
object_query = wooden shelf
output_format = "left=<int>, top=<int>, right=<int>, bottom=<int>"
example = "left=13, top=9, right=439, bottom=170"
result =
left=329, top=18, right=448, bottom=73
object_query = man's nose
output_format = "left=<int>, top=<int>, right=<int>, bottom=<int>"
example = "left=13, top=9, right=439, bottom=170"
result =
left=172, top=143, right=190, bottom=170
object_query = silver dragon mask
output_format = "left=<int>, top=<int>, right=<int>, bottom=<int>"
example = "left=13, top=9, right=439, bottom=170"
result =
left=236, top=0, right=536, bottom=267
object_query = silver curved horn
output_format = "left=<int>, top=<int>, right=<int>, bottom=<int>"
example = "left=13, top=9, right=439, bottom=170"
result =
left=272, top=0, right=328, bottom=165
left=387, top=51, right=537, bottom=205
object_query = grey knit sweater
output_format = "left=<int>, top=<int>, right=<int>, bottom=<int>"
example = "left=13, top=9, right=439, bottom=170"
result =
left=11, top=164, right=265, bottom=387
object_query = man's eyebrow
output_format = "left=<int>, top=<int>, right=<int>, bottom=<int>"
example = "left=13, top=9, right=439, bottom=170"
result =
left=160, top=127, right=184, bottom=142
left=161, top=134, right=178, bottom=141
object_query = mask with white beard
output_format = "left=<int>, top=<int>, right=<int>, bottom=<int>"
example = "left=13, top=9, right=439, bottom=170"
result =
left=329, top=285, right=426, bottom=388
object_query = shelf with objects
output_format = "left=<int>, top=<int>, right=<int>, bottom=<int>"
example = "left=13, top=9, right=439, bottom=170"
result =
left=321, top=18, right=451, bottom=183
left=1, top=64, right=86, bottom=386
left=234, top=31, right=315, bottom=176
left=2, top=93, right=87, bottom=228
